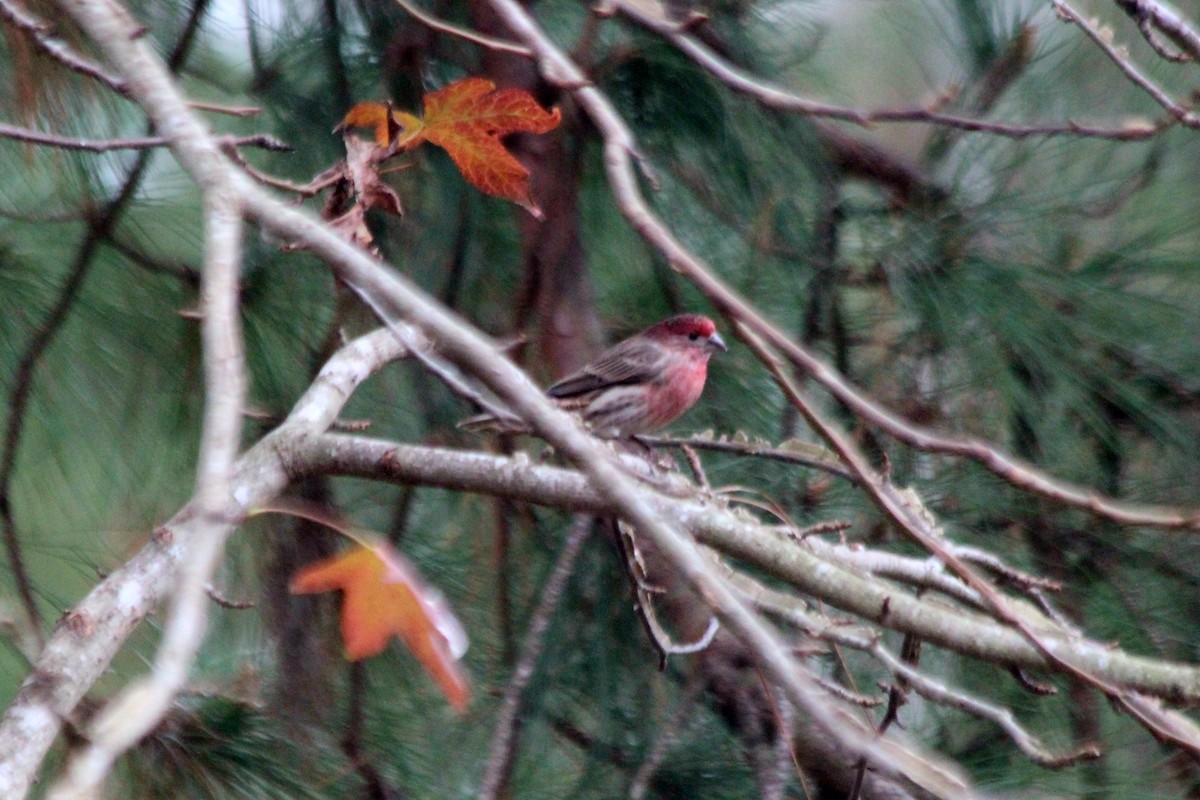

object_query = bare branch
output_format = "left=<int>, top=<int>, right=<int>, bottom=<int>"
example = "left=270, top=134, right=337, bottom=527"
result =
left=0, top=0, right=126, bottom=92
left=243, top=186, right=981, bottom=797
left=222, top=146, right=326, bottom=195
left=484, top=0, right=1200, bottom=534
left=351, top=297, right=515, bottom=423
left=869, top=640, right=1101, bottom=769
left=294, top=434, right=1200, bottom=704
left=187, top=101, right=263, bottom=117
left=614, top=0, right=1165, bottom=141
left=204, top=583, right=254, bottom=609
left=392, top=0, right=532, bottom=56
left=637, top=434, right=854, bottom=481
left=1054, top=0, right=1200, bottom=127
left=737, top=573, right=1100, bottom=770
left=0, top=329, right=407, bottom=799
left=1115, top=0, right=1200, bottom=62
left=0, top=123, right=290, bottom=152
left=45, top=73, right=250, bottom=796
left=479, top=515, right=592, bottom=800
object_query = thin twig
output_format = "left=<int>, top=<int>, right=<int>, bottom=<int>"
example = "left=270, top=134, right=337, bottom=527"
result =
left=678, top=443, right=707, bottom=488
left=637, top=434, right=854, bottom=481
left=812, top=674, right=884, bottom=708
left=204, top=583, right=255, bottom=609
left=870, top=641, right=1100, bottom=769
left=186, top=101, right=262, bottom=117
left=349, top=297, right=515, bottom=424
left=738, top=325, right=1200, bottom=757
left=105, top=236, right=200, bottom=285
left=615, top=0, right=1166, bottom=141
left=628, top=671, right=704, bottom=800
left=1054, top=0, right=1200, bottom=127
left=479, top=515, right=592, bottom=800
left=948, top=544, right=1061, bottom=591
left=393, top=0, right=533, bottom=55
left=0, top=124, right=290, bottom=152
left=223, top=146, right=325, bottom=195
left=42, top=0, right=249, bottom=792
left=1115, top=0, right=1200, bottom=62
left=737, top=572, right=1100, bottom=769
left=0, top=0, right=126, bottom=92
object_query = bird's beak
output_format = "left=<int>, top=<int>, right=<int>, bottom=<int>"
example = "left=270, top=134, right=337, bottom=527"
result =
left=708, top=332, right=728, bottom=352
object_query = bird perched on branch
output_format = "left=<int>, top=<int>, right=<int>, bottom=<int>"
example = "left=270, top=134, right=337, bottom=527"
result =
left=460, top=314, right=727, bottom=437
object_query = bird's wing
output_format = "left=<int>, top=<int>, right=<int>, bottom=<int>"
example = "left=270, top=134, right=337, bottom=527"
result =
left=546, top=338, right=667, bottom=398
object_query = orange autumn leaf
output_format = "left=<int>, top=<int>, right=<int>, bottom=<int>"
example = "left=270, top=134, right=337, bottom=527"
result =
left=290, top=541, right=470, bottom=713
left=337, top=78, right=561, bottom=216
left=339, top=102, right=395, bottom=147
left=419, top=78, right=561, bottom=215
left=338, top=102, right=422, bottom=148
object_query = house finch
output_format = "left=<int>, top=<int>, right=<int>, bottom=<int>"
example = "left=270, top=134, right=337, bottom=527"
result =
left=461, top=314, right=726, bottom=436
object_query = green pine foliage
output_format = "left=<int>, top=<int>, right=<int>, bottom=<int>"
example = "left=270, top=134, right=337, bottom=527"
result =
left=4, top=0, right=1200, bottom=796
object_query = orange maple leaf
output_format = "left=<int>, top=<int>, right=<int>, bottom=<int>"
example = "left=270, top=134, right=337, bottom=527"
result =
left=290, top=540, right=470, bottom=713
left=339, top=78, right=561, bottom=216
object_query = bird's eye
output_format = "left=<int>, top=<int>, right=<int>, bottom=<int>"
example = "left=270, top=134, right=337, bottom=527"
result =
left=688, top=332, right=700, bottom=341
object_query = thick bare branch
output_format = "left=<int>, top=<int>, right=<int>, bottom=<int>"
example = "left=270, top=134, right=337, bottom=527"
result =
left=38, top=0, right=251, bottom=791
left=239, top=180, right=980, bottom=800
left=0, top=329, right=407, bottom=799
left=290, top=434, right=1200, bottom=704
left=735, top=574, right=1101, bottom=770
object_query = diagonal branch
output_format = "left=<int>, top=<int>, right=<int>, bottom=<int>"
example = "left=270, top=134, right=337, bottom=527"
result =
left=241, top=183, right=980, bottom=800
left=613, top=0, right=1165, bottom=141
left=0, top=329, right=408, bottom=799
left=0, top=0, right=126, bottom=92
left=735, top=574, right=1102, bottom=770
left=0, top=123, right=290, bottom=152
left=1114, top=0, right=1200, bottom=63
left=292, top=434, right=1200, bottom=704
left=393, top=0, right=531, bottom=55
left=1054, top=0, right=1200, bottom=127
left=479, top=514, right=592, bottom=800
left=40, top=1, right=250, bottom=789
left=478, top=0, right=1200, bottom=535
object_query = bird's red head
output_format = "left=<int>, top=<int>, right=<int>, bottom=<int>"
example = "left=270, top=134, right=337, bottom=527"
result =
left=647, top=314, right=728, bottom=352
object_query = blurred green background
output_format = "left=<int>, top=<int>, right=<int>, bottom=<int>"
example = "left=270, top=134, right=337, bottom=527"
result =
left=3, top=0, right=1200, bottom=796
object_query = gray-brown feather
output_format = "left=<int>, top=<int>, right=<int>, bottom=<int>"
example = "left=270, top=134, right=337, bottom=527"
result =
left=546, top=338, right=668, bottom=398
